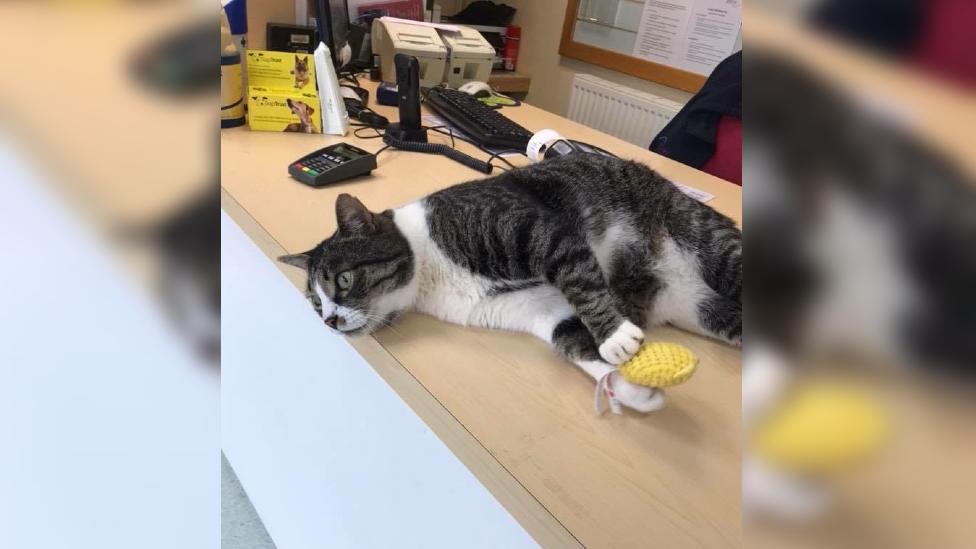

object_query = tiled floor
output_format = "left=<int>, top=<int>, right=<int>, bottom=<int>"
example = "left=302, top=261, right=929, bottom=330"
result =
left=222, top=453, right=276, bottom=549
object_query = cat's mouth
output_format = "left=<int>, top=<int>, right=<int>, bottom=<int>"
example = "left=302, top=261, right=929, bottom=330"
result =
left=336, top=313, right=398, bottom=336
left=338, top=324, right=370, bottom=336
left=333, top=317, right=371, bottom=336
left=326, top=311, right=398, bottom=336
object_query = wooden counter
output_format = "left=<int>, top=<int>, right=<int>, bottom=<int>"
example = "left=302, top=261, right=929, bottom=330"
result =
left=221, top=83, right=741, bottom=548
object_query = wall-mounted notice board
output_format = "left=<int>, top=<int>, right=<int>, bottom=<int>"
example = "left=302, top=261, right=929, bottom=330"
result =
left=560, top=0, right=742, bottom=93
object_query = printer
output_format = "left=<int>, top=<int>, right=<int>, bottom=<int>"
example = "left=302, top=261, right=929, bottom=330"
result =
left=371, top=18, right=448, bottom=88
left=371, top=18, right=495, bottom=89
left=438, top=26, right=495, bottom=89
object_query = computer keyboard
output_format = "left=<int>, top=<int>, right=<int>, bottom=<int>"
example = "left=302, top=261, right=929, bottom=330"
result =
left=424, top=87, right=533, bottom=151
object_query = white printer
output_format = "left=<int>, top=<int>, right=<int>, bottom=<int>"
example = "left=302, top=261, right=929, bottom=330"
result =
left=372, top=18, right=495, bottom=89
left=371, top=18, right=448, bottom=88
left=438, top=26, right=495, bottom=89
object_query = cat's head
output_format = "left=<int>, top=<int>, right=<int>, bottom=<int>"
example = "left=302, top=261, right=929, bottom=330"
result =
left=278, top=194, right=415, bottom=336
left=294, top=55, right=308, bottom=74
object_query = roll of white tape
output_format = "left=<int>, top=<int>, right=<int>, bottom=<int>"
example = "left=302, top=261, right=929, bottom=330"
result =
left=526, top=129, right=563, bottom=162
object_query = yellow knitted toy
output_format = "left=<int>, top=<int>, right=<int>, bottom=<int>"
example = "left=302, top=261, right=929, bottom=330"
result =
left=595, top=342, right=699, bottom=414
left=618, top=342, right=699, bottom=387
left=752, top=380, right=888, bottom=474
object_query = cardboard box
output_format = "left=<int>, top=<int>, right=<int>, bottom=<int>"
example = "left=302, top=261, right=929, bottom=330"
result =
left=246, top=50, right=316, bottom=92
left=247, top=87, right=321, bottom=133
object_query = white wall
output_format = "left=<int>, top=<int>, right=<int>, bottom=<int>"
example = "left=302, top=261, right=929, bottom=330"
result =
left=221, top=211, right=538, bottom=549
left=0, top=138, right=218, bottom=549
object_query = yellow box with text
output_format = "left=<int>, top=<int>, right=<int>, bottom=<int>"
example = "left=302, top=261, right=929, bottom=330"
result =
left=247, top=87, right=321, bottom=134
left=245, top=50, right=317, bottom=92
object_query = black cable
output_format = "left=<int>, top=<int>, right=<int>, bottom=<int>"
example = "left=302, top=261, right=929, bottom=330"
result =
left=353, top=126, right=386, bottom=139
left=425, top=125, right=456, bottom=148
left=486, top=151, right=516, bottom=171
left=359, top=105, right=389, bottom=127
left=337, top=66, right=368, bottom=87
left=350, top=107, right=389, bottom=128
left=426, top=126, right=521, bottom=169
left=344, top=98, right=389, bottom=129
left=382, top=133, right=492, bottom=174
left=356, top=121, right=518, bottom=174
left=426, top=126, right=480, bottom=149
left=366, top=125, right=502, bottom=172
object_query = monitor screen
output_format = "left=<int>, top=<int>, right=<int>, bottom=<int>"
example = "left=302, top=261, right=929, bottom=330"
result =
left=316, top=0, right=350, bottom=67
left=329, top=0, right=349, bottom=50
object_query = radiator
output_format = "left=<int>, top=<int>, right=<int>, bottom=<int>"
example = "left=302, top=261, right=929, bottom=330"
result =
left=567, top=74, right=685, bottom=148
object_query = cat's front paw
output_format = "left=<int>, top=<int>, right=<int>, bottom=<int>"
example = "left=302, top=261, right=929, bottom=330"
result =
left=612, top=375, right=666, bottom=413
left=598, top=320, right=644, bottom=365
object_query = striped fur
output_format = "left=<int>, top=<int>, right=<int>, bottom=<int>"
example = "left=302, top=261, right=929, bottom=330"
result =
left=280, top=154, right=741, bottom=412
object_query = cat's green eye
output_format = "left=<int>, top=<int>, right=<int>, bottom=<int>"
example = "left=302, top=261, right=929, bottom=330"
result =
left=336, top=271, right=354, bottom=291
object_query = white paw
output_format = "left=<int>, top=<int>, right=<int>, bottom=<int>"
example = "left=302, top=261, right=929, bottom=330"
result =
left=598, top=320, right=644, bottom=365
left=612, top=375, right=666, bottom=413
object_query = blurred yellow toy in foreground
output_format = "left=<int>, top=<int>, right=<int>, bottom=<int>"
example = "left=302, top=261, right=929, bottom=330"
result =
left=754, top=380, right=888, bottom=474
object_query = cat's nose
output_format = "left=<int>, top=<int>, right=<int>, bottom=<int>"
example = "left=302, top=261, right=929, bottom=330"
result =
left=324, top=315, right=339, bottom=329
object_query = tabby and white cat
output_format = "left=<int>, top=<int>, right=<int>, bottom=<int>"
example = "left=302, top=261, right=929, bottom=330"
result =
left=280, top=154, right=741, bottom=412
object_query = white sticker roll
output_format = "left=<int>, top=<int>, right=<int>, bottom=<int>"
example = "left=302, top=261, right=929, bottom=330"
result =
left=526, top=129, right=563, bottom=162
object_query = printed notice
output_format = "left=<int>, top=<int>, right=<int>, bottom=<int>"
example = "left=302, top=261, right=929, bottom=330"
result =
left=632, top=0, right=741, bottom=76
left=631, top=1, right=691, bottom=65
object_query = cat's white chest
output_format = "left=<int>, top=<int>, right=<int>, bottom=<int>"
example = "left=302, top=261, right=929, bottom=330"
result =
left=393, top=202, right=491, bottom=325
left=414, top=246, right=492, bottom=324
left=393, top=202, right=575, bottom=338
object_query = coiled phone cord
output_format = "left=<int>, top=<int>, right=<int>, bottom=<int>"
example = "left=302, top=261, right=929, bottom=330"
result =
left=382, top=134, right=493, bottom=174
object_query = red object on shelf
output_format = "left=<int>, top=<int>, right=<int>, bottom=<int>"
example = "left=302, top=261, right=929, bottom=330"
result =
left=503, top=25, right=520, bottom=71
left=356, top=0, right=423, bottom=21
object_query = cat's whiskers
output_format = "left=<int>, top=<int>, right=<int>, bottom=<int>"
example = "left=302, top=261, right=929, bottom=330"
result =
left=361, top=312, right=404, bottom=337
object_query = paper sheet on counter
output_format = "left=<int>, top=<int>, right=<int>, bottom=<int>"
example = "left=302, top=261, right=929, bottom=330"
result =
left=674, top=182, right=715, bottom=203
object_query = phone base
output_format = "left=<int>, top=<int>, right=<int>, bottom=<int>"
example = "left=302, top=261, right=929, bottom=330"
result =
left=385, top=123, right=428, bottom=143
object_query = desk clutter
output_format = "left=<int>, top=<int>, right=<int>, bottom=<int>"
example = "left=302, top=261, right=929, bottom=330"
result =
left=222, top=11, right=698, bottom=192
left=222, top=16, right=502, bottom=136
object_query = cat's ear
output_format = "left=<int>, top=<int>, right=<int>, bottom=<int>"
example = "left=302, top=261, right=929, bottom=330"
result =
left=277, top=251, right=312, bottom=270
left=335, top=193, right=375, bottom=234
